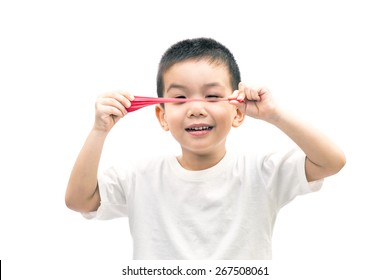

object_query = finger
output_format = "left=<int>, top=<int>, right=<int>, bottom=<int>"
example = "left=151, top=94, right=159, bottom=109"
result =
left=100, top=97, right=128, bottom=117
left=118, top=90, right=135, bottom=101
left=244, top=85, right=251, bottom=98
left=100, top=105, right=125, bottom=119
left=228, top=90, right=241, bottom=105
left=228, top=90, right=239, bottom=100
left=113, top=91, right=132, bottom=108
left=237, top=82, right=246, bottom=102
left=100, top=91, right=133, bottom=108
left=228, top=89, right=247, bottom=112
left=250, top=88, right=261, bottom=101
left=258, top=87, right=269, bottom=98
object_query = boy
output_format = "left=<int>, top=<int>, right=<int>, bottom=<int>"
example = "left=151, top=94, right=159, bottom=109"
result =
left=65, top=38, right=345, bottom=259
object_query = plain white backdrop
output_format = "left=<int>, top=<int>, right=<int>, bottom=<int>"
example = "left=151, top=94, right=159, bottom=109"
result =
left=1, top=0, right=389, bottom=279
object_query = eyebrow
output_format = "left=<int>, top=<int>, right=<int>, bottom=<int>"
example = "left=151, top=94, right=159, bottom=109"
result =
left=166, top=84, right=188, bottom=92
left=166, top=82, right=225, bottom=92
left=201, top=82, right=224, bottom=90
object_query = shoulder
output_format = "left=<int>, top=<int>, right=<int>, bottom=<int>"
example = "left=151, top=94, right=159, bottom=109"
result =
left=100, top=154, right=174, bottom=180
left=232, top=147, right=306, bottom=175
left=131, top=154, right=175, bottom=174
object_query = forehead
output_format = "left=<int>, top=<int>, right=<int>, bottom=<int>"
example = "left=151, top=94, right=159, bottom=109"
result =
left=163, top=59, right=231, bottom=90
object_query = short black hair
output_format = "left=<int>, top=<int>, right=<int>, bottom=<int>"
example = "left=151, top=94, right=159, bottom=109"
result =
left=157, top=38, right=241, bottom=98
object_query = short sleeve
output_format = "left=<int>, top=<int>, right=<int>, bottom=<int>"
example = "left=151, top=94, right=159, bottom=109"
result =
left=82, top=166, right=132, bottom=220
left=260, top=148, right=323, bottom=210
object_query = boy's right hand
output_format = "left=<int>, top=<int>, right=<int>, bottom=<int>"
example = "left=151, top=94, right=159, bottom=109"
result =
left=93, top=91, right=134, bottom=132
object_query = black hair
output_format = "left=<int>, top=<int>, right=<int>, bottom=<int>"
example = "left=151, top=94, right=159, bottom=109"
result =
left=156, top=38, right=241, bottom=98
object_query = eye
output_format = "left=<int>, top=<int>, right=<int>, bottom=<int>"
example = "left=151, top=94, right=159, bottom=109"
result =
left=206, top=94, right=221, bottom=99
left=175, top=95, right=187, bottom=99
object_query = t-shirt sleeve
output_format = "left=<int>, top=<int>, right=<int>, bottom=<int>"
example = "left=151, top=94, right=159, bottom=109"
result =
left=260, top=148, right=323, bottom=210
left=82, top=166, right=132, bottom=220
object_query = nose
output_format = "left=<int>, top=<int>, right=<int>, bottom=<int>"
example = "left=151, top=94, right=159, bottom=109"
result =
left=186, top=100, right=208, bottom=118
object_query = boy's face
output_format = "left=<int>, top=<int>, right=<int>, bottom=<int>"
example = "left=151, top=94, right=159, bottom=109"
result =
left=156, top=59, right=244, bottom=157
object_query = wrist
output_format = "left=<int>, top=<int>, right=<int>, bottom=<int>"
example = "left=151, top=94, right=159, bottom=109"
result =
left=90, top=126, right=110, bottom=139
left=262, top=105, right=283, bottom=125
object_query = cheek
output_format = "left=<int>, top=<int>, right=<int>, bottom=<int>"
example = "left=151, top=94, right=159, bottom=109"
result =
left=164, top=107, right=184, bottom=126
left=212, top=105, right=236, bottom=123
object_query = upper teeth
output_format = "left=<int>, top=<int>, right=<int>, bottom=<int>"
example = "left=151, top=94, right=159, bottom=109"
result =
left=187, top=126, right=210, bottom=131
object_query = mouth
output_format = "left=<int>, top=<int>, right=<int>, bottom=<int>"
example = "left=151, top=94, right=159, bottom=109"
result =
left=185, top=124, right=214, bottom=136
left=185, top=126, right=213, bottom=132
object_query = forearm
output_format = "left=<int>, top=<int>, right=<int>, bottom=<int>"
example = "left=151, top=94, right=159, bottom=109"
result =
left=232, top=83, right=345, bottom=181
left=65, top=129, right=108, bottom=212
left=269, top=109, right=346, bottom=181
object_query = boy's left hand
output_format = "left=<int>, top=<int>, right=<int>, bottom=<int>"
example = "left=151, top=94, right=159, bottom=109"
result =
left=229, top=82, right=280, bottom=123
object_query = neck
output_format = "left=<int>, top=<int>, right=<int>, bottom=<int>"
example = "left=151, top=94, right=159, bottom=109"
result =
left=177, top=148, right=226, bottom=171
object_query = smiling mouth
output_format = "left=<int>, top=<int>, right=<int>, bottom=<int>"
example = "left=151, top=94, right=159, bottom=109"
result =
left=185, top=126, right=213, bottom=132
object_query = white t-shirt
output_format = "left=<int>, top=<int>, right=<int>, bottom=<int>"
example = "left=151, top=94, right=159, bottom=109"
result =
left=84, top=148, right=323, bottom=259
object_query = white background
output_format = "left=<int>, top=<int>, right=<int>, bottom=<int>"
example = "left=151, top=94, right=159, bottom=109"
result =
left=1, top=0, right=389, bottom=279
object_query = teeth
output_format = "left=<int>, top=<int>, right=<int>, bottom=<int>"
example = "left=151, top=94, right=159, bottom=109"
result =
left=186, top=126, right=212, bottom=131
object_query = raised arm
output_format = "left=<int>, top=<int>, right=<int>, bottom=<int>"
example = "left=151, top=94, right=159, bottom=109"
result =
left=65, top=91, right=133, bottom=212
left=267, top=110, right=346, bottom=181
left=229, top=83, right=346, bottom=182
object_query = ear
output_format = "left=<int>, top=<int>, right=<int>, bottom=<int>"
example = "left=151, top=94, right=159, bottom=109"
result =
left=155, top=105, right=169, bottom=131
left=232, top=107, right=245, bottom=128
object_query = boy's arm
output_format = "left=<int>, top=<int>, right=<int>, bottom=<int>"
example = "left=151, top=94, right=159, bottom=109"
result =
left=65, top=91, right=133, bottom=212
left=65, top=129, right=107, bottom=212
left=230, top=83, right=346, bottom=182
left=268, top=110, right=346, bottom=182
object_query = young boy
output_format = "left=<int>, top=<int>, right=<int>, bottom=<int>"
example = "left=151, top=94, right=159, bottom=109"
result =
left=65, top=38, right=346, bottom=259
